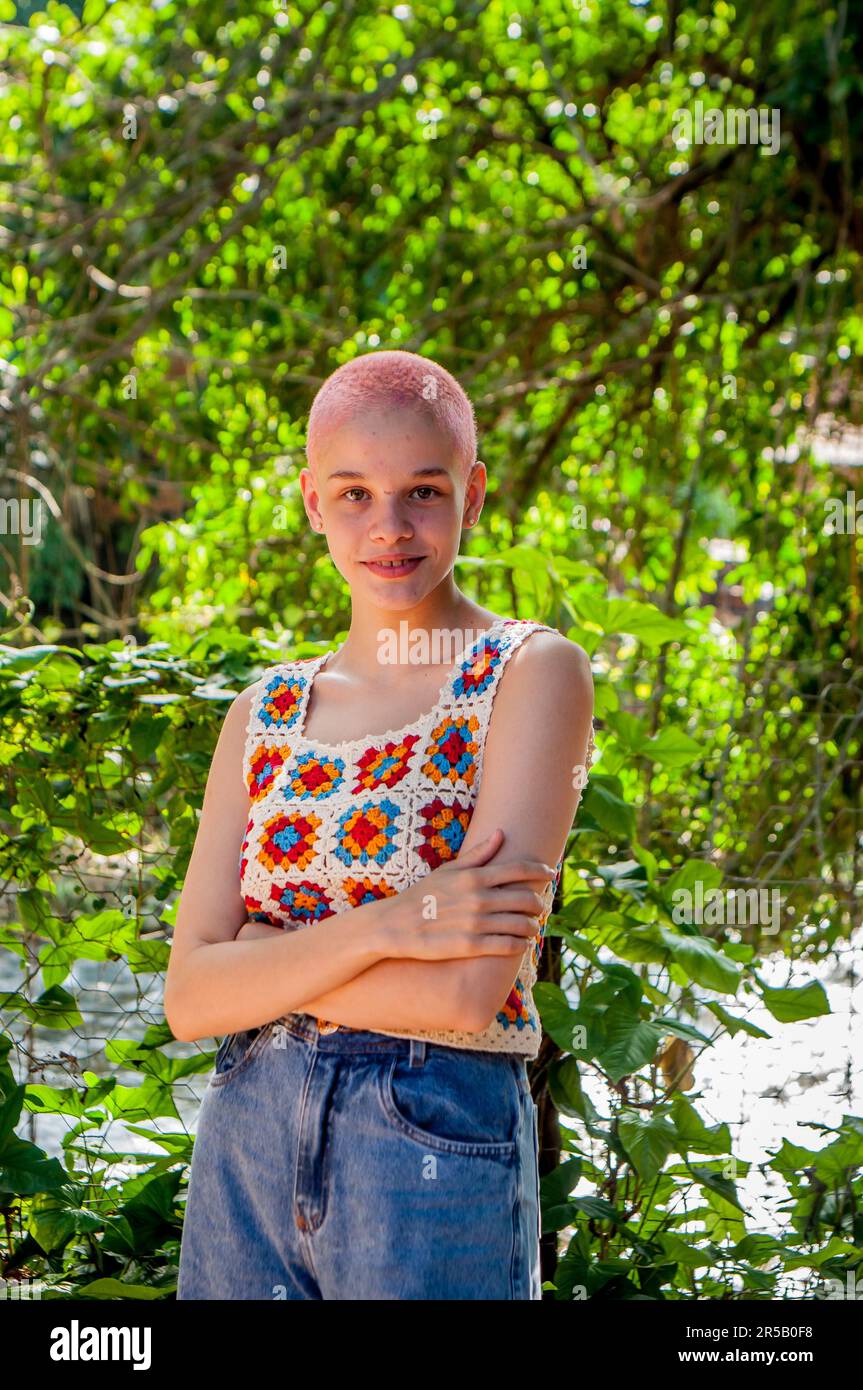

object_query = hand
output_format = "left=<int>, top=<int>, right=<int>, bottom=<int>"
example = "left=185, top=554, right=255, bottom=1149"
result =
left=381, top=827, right=555, bottom=962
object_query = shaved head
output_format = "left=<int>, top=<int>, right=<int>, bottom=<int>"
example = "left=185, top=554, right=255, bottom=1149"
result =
left=305, top=349, right=477, bottom=482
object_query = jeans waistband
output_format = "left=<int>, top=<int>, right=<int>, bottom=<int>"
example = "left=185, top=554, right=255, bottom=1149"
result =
left=269, top=1015, right=528, bottom=1084
left=272, top=1012, right=429, bottom=1065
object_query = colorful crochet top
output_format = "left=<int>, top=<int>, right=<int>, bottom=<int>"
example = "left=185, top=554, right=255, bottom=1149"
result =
left=239, top=616, right=595, bottom=1059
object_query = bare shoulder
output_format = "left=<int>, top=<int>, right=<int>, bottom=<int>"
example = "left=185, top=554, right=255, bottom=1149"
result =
left=481, top=628, right=594, bottom=778
left=231, top=671, right=268, bottom=714
left=504, top=627, right=594, bottom=707
left=221, top=674, right=265, bottom=736
left=207, top=670, right=276, bottom=796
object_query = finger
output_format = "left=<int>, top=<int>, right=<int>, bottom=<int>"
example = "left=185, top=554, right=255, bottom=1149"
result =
left=482, top=858, right=556, bottom=889
left=476, top=912, right=541, bottom=938
left=468, top=934, right=538, bottom=957
left=479, top=888, right=546, bottom=914
left=443, top=828, right=504, bottom=870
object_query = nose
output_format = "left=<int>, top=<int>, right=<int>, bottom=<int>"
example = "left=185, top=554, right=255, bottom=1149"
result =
left=368, top=500, right=415, bottom=542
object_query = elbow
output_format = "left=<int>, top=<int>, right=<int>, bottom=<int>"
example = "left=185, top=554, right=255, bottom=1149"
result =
left=164, top=978, right=195, bottom=1043
left=454, top=983, right=499, bottom=1035
left=164, top=1003, right=189, bottom=1044
left=452, top=963, right=512, bottom=1034
left=460, top=1001, right=499, bottom=1034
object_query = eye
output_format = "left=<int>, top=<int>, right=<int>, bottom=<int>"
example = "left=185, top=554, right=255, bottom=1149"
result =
left=341, top=486, right=442, bottom=502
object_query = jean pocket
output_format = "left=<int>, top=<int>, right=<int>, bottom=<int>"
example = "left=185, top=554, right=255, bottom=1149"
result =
left=378, top=1049, right=521, bottom=1158
left=209, top=1024, right=271, bottom=1088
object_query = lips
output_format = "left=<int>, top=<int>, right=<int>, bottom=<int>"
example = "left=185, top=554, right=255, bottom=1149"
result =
left=363, top=556, right=424, bottom=576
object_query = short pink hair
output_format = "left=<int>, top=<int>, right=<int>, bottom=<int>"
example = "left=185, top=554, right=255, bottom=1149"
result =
left=305, top=349, right=477, bottom=483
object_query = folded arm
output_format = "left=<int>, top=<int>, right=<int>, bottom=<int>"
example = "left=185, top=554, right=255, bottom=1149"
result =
left=453, top=632, right=594, bottom=1028
left=260, top=937, right=474, bottom=1033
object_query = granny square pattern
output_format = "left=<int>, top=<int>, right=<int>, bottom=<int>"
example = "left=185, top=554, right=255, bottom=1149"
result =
left=239, top=617, right=595, bottom=1058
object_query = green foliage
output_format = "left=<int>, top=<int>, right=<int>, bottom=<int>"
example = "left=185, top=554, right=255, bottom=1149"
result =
left=1, top=617, right=860, bottom=1300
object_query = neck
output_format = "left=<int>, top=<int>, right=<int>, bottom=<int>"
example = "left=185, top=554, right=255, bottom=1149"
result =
left=333, top=585, right=499, bottom=681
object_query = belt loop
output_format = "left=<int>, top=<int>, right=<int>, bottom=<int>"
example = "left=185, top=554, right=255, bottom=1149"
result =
left=409, top=1039, right=426, bottom=1068
left=511, top=1054, right=528, bottom=1097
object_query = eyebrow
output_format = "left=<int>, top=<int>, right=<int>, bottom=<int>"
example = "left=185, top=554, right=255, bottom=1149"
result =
left=325, top=467, right=452, bottom=481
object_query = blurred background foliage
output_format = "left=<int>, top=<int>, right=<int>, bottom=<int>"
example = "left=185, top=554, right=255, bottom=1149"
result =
left=0, top=0, right=861, bottom=1298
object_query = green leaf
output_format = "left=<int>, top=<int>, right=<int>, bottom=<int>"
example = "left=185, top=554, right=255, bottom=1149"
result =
left=24, top=1079, right=116, bottom=1118
left=759, top=980, right=830, bottom=1023
left=657, top=926, right=741, bottom=994
left=3, top=985, right=84, bottom=1030
left=581, top=777, right=636, bottom=839
left=598, top=1012, right=664, bottom=1084
left=29, top=1197, right=103, bottom=1254
left=600, top=598, right=690, bottom=646
left=659, top=1016, right=712, bottom=1045
left=767, top=1137, right=820, bottom=1178
left=539, top=1156, right=585, bottom=1234
left=603, top=710, right=648, bottom=751
left=644, top=726, right=703, bottom=768
left=662, top=859, right=724, bottom=913
left=0, top=645, right=79, bottom=671
left=783, top=1236, right=861, bottom=1270
left=594, top=859, right=649, bottom=899
left=705, top=1001, right=771, bottom=1038
left=0, top=1133, right=67, bottom=1197
left=533, top=982, right=587, bottom=1054
left=570, top=1195, right=631, bottom=1225
left=618, top=1112, right=678, bottom=1182
left=670, top=1096, right=732, bottom=1155
left=73, top=1278, right=168, bottom=1300
left=129, top=714, right=167, bottom=762
left=657, top=1232, right=713, bottom=1268
left=548, top=1055, right=600, bottom=1124
left=688, top=1164, right=747, bottom=1213
left=731, top=1233, right=785, bottom=1267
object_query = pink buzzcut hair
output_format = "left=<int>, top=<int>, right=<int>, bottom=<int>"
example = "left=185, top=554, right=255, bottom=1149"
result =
left=305, top=349, right=477, bottom=483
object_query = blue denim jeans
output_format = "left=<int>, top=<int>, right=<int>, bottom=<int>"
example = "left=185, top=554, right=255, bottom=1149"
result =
left=177, top=1014, right=541, bottom=1300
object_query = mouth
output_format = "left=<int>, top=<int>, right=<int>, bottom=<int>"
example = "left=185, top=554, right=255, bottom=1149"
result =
left=362, top=556, right=425, bottom=577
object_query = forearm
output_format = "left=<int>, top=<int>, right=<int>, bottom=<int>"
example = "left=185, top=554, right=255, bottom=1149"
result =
left=166, top=901, right=391, bottom=1042
left=294, top=957, right=474, bottom=1034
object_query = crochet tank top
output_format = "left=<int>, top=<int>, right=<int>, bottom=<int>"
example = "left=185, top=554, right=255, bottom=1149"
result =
left=239, top=616, right=595, bottom=1059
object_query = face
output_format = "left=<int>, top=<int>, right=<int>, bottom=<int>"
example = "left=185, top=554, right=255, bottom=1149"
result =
left=300, top=406, right=485, bottom=602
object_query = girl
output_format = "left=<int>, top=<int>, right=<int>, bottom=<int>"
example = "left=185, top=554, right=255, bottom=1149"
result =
left=168, top=349, right=595, bottom=1300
